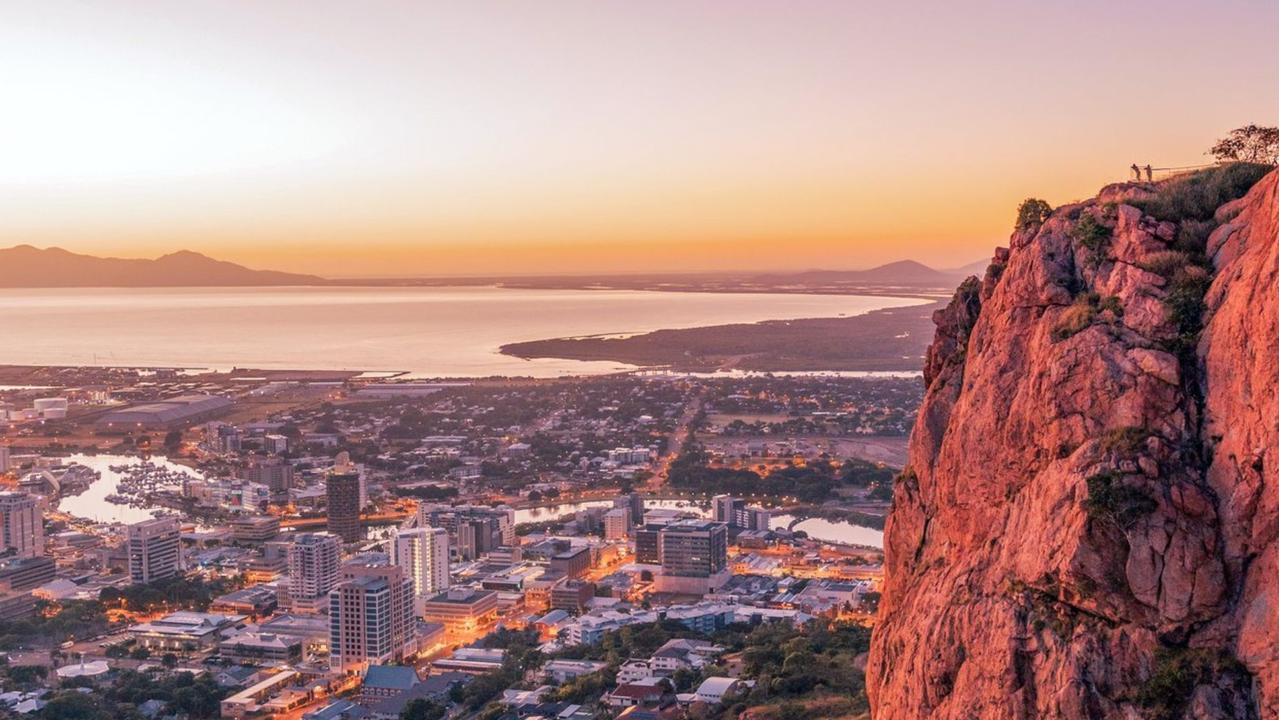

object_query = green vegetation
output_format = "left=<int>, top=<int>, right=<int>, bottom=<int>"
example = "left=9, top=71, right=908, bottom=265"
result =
left=37, top=669, right=227, bottom=720
left=0, top=575, right=245, bottom=651
left=1071, top=213, right=1113, bottom=264
left=0, top=599, right=115, bottom=650
left=1137, top=648, right=1251, bottom=720
left=400, top=698, right=447, bottom=720
left=1137, top=250, right=1192, bottom=276
left=1099, top=426, right=1151, bottom=455
left=1015, top=198, right=1053, bottom=230
left=1121, top=163, right=1272, bottom=361
left=456, top=627, right=545, bottom=714
left=668, top=444, right=898, bottom=504
left=1051, top=293, right=1122, bottom=342
left=1083, top=472, right=1157, bottom=530
left=545, top=669, right=618, bottom=703
left=840, top=458, right=895, bottom=487
left=734, top=621, right=873, bottom=718
left=1164, top=265, right=1213, bottom=357
left=100, top=573, right=244, bottom=613
left=1209, top=125, right=1279, bottom=165
left=1131, top=162, right=1272, bottom=223
left=552, top=619, right=873, bottom=720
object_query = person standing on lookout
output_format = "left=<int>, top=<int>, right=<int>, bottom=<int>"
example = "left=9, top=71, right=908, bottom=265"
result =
left=1144, top=164, right=1153, bottom=182
left=1131, top=163, right=1141, bottom=181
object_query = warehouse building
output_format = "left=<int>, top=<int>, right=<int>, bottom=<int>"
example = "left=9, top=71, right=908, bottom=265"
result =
left=97, top=394, right=234, bottom=431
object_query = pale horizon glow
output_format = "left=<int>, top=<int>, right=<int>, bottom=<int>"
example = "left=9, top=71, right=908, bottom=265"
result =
left=3, top=1, right=1278, bottom=277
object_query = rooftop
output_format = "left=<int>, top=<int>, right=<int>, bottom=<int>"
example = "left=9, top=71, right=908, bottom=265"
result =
left=362, top=665, right=419, bottom=692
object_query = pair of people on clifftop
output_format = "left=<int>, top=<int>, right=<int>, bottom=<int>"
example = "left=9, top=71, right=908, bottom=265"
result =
left=1131, top=163, right=1153, bottom=181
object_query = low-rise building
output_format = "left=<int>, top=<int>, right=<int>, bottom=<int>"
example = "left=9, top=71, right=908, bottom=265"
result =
left=550, top=579, right=594, bottom=614
left=129, top=611, right=245, bottom=651
left=358, top=665, right=419, bottom=704
left=211, top=585, right=278, bottom=618
left=542, top=659, right=608, bottom=683
left=429, top=647, right=505, bottom=675
left=694, top=676, right=744, bottom=705
left=219, top=632, right=302, bottom=664
left=420, top=586, right=498, bottom=640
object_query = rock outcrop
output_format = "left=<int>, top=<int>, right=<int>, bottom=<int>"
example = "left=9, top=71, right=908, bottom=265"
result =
left=868, top=165, right=1279, bottom=719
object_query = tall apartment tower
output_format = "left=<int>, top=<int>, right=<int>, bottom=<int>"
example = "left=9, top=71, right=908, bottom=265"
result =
left=329, top=555, right=416, bottom=674
left=326, top=452, right=361, bottom=542
left=0, top=492, right=43, bottom=560
left=288, top=532, right=341, bottom=612
left=603, top=507, right=632, bottom=541
left=127, top=517, right=181, bottom=584
left=392, top=527, right=450, bottom=615
left=0, top=446, right=11, bottom=474
left=614, top=492, right=645, bottom=526
left=713, top=495, right=741, bottom=525
left=243, top=455, right=294, bottom=503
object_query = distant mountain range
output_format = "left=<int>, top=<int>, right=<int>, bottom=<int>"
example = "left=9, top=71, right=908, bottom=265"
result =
left=0, top=245, right=322, bottom=287
left=751, top=259, right=986, bottom=288
left=0, top=245, right=986, bottom=289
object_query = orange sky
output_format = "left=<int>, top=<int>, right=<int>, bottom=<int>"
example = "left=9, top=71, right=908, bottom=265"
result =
left=3, top=1, right=1278, bottom=277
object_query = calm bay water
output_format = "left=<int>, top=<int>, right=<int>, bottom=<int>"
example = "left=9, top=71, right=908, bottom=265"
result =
left=0, top=286, right=926, bottom=377
left=514, top=498, right=883, bottom=548
left=57, top=453, right=196, bottom=524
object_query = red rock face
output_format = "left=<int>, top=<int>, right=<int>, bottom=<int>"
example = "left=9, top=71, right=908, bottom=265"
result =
left=1201, top=171, right=1279, bottom=716
left=869, top=170, right=1279, bottom=720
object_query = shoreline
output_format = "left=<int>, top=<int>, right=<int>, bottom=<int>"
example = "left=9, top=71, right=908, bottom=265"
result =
left=500, top=299, right=944, bottom=373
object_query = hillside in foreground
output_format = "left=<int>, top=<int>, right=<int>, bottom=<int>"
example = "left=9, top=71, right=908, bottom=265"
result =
left=869, top=163, right=1279, bottom=719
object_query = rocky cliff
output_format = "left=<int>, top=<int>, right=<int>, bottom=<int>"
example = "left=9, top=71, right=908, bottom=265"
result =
left=868, top=163, right=1279, bottom=720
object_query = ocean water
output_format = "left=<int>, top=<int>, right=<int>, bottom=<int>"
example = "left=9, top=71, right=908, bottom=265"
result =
left=0, top=286, right=927, bottom=377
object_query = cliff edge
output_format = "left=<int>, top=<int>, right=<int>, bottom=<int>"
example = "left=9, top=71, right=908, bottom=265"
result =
left=868, top=163, right=1279, bottom=719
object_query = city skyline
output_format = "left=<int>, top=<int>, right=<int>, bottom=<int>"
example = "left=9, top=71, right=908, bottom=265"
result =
left=5, top=1, right=1278, bottom=276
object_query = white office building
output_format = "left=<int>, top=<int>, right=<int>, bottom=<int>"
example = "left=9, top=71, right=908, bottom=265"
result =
left=288, top=532, right=341, bottom=612
left=127, top=517, right=181, bottom=584
left=603, top=508, right=632, bottom=541
left=393, top=527, right=450, bottom=615
left=0, top=492, right=43, bottom=559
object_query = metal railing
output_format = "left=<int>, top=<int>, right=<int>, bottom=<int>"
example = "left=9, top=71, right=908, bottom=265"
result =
left=1127, top=162, right=1220, bottom=182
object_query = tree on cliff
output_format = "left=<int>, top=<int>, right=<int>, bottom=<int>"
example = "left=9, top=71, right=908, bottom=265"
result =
left=1014, top=198, right=1053, bottom=230
left=1210, top=124, right=1279, bottom=165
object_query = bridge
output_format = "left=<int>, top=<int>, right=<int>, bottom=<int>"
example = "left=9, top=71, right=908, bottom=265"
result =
left=280, top=511, right=412, bottom=531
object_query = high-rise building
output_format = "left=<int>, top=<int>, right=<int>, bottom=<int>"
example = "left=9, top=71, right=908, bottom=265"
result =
left=713, top=495, right=741, bottom=525
left=655, top=521, right=729, bottom=593
left=614, top=492, right=645, bottom=525
left=743, top=506, right=771, bottom=532
left=127, top=517, right=180, bottom=584
left=243, top=456, right=294, bottom=503
left=0, top=446, right=10, bottom=474
left=263, top=434, right=289, bottom=454
left=0, top=492, right=41, bottom=560
left=326, top=453, right=361, bottom=542
left=392, top=527, right=450, bottom=615
left=419, top=505, right=513, bottom=560
left=713, top=495, right=770, bottom=530
left=0, top=556, right=55, bottom=591
left=289, top=532, right=341, bottom=612
left=329, top=555, right=416, bottom=674
left=603, top=508, right=631, bottom=541
left=634, top=524, right=662, bottom=565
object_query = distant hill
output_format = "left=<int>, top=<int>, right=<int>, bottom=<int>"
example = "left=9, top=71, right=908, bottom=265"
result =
left=945, top=258, right=991, bottom=277
left=0, top=246, right=323, bottom=287
left=753, top=259, right=984, bottom=288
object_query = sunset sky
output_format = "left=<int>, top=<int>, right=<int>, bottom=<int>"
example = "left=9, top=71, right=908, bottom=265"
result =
left=3, top=1, right=1278, bottom=277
